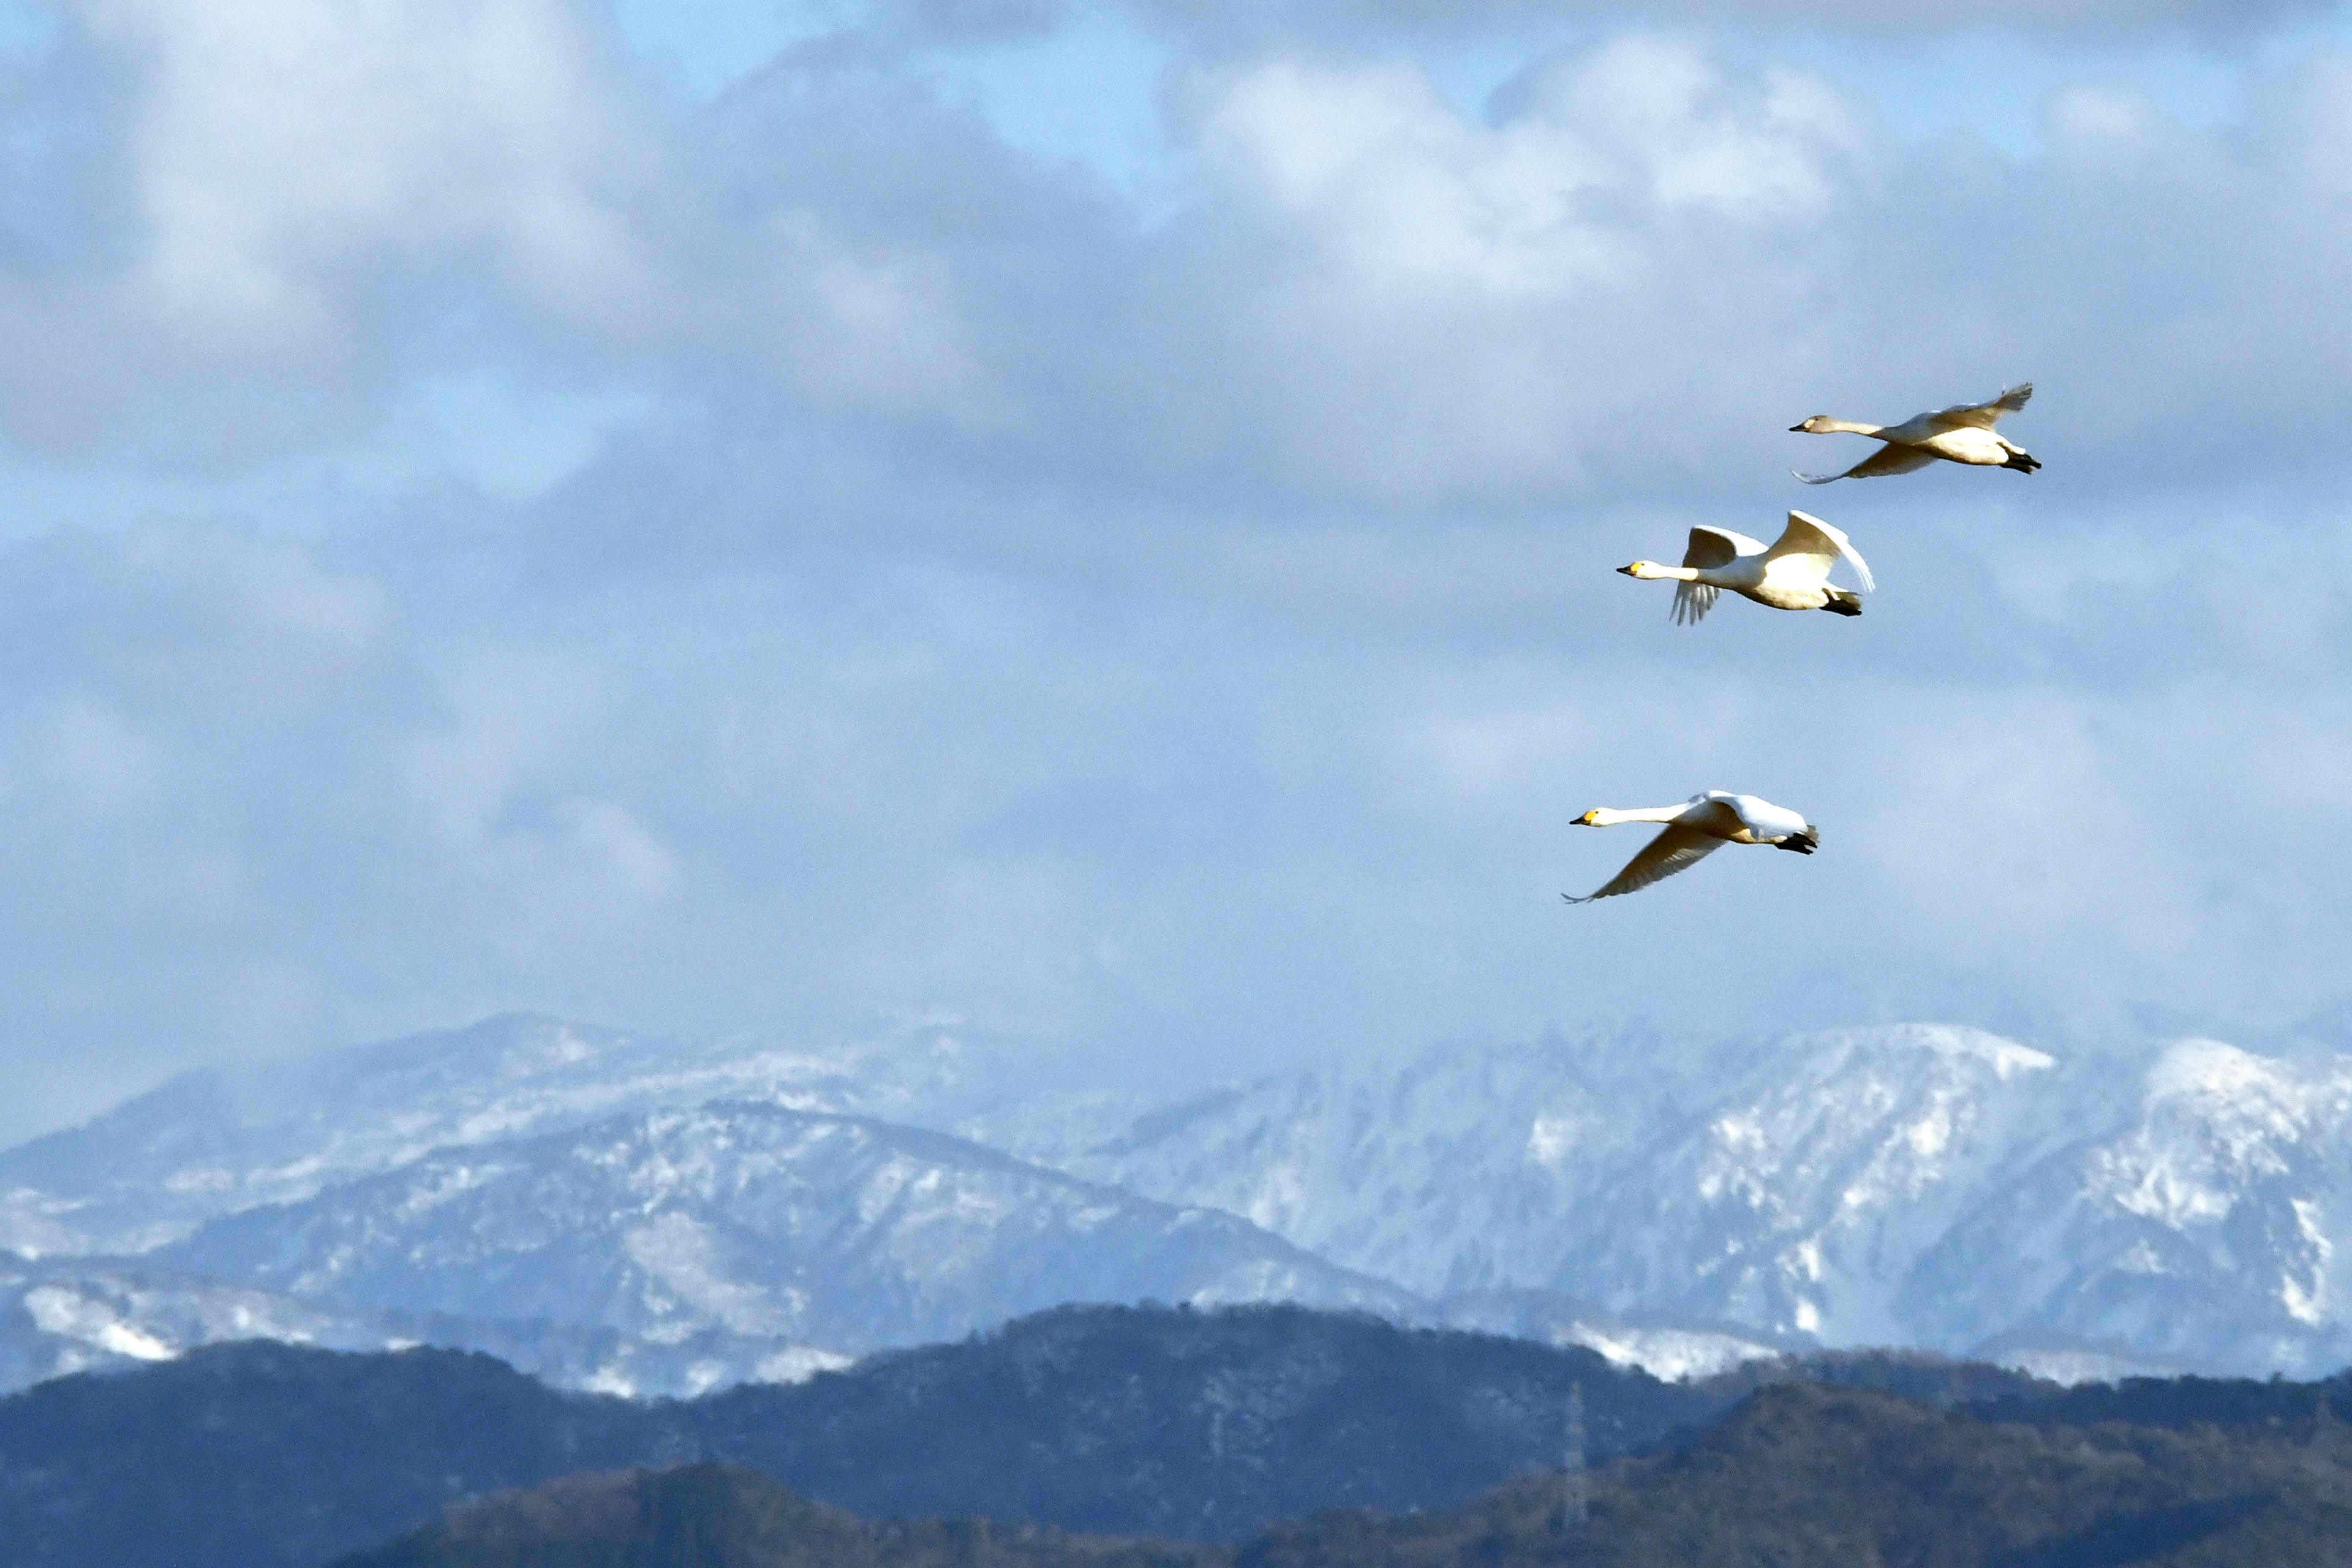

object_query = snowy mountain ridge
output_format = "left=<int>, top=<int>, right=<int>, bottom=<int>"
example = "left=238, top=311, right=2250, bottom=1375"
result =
left=8, top=1011, right=2352, bottom=1392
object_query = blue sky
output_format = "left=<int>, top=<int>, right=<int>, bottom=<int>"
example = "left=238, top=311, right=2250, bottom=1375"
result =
left=2, top=0, right=2351, bottom=1141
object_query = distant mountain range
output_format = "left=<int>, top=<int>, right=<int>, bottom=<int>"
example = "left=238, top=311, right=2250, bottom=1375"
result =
left=6, top=1009, right=2352, bottom=1387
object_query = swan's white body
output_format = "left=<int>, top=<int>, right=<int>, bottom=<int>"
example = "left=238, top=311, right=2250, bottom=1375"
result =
left=1619, top=511, right=1873, bottom=624
left=1791, top=383, right=2038, bottom=483
left=1565, top=791, right=1817, bottom=903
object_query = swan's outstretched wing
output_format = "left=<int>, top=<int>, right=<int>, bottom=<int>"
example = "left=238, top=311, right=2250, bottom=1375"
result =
left=1926, top=383, right=2032, bottom=430
left=1671, top=527, right=1760, bottom=625
left=1681, top=527, right=1760, bottom=570
left=1794, top=445, right=1936, bottom=483
left=1672, top=581, right=1719, bottom=625
left=1768, top=511, right=1875, bottom=593
left=1564, top=824, right=1724, bottom=903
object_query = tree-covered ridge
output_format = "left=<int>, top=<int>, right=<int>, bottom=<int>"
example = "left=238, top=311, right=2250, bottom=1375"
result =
left=336, top=1465, right=1220, bottom=1568
left=1245, top=1382, right=2352, bottom=1568
left=3, top=1301, right=2348, bottom=1568
left=354, top=1385, right=2352, bottom=1568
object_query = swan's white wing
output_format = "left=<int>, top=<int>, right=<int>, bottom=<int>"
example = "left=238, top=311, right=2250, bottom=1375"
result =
left=1565, top=824, right=1724, bottom=903
left=1794, top=445, right=1936, bottom=483
left=1926, top=382, right=2032, bottom=430
left=1671, top=581, right=1719, bottom=625
left=1717, top=792, right=1807, bottom=842
left=1681, top=527, right=1761, bottom=570
left=1769, top=511, right=1874, bottom=594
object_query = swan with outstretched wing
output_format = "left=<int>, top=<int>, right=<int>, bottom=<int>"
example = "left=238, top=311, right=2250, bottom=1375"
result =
left=1791, top=382, right=2038, bottom=483
left=1564, top=791, right=1819, bottom=904
left=1619, top=511, right=1872, bottom=620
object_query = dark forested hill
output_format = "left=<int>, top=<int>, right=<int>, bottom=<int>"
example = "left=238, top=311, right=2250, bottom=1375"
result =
left=0, top=1304, right=1722, bottom=1568
left=1, top=1300, right=2340, bottom=1568
left=334, top=1465, right=1219, bottom=1568
left=1248, top=1381, right=2352, bottom=1568
left=689, top=1302, right=1723, bottom=1537
left=0, top=1340, right=662, bottom=1568
left=336, top=1385, right=2352, bottom=1568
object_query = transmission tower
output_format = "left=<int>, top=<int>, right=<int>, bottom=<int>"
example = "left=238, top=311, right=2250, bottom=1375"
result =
left=1557, top=1379, right=1588, bottom=1532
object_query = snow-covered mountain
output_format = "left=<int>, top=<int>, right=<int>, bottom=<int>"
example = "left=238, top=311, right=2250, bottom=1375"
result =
left=0, top=1013, right=1039, bottom=1256
left=11, top=1010, right=2352, bottom=1389
left=1908, top=1038, right=2352, bottom=1375
left=0, top=1250, right=846, bottom=1397
left=1014, top=1024, right=2352, bottom=1374
left=1035, top=1025, right=2076, bottom=1335
left=158, top=1100, right=1415, bottom=1355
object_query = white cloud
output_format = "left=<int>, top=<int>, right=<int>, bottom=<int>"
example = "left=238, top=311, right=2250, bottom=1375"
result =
left=0, top=0, right=665, bottom=452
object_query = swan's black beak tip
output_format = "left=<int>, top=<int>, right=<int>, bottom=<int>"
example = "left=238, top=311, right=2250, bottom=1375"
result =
left=1787, top=422, right=1806, bottom=432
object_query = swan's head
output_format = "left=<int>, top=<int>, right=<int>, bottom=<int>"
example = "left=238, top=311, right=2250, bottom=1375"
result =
left=1618, top=561, right=1665, bottom=579
left=1789, top=415, right=1833, bottom=433
left=1575, top=809, right=1601, bottom=826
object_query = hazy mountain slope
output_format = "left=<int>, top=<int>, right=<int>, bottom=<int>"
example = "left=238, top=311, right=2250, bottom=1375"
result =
left=160, top=1105, right=1417, bottom=1352
left=0, top=1014, right=1031, bottom=1255
left=0, top=1250, right=387, bottom=1390
left=0, top=1250, right=846, bottom=1398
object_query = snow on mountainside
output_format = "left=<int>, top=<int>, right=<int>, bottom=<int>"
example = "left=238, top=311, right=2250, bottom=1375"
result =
left=1022, top=1022, right=2352, bottom=1374
left=1035, top=1024, right=2071, bottom=1333
left=0, top=1251, right=842, bottom=1397
left=0, top=1014, right=1036, bottom=1256
left=1568, top=1025, right=2081, bottom=1344
left=159, top=1101, right=1416, bottom=1355
left=1427, top=1288, right=1799, bottom=1381
left=15, top=1011, right=2352, bottom=1385
left=1911, top=1039, right=2352, bottom=1376
left=990, top=1024, right=1753, bottom=1300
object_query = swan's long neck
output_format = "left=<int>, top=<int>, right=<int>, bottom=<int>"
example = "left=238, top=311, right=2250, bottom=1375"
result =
left=1585, top=804, right=1687, bottom=825
left=1624, top=562, right=1698, bottom=581
left=1817, top=418, right=1882, bottom=436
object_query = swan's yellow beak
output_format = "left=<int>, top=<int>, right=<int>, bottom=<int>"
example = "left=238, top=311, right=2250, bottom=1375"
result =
left=1576, top=809, right=1600, bottom=825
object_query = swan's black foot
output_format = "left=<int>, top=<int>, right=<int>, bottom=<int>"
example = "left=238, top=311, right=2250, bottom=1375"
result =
left=2005, top=453, right=2041, bottom=473
left=1820, top=594, right=1862, bottom=617
left=1775, top=829, right=1819, bottom=854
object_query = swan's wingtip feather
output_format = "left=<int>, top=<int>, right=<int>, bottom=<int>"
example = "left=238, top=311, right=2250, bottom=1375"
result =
left=1792, top=468, right=1838, bottom=484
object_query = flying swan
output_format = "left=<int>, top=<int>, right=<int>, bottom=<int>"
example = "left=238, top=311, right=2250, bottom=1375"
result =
left=1564, top=792, right=1818, bottom=904
left=1618, top=511, right=1874, bottom=624
left=1790, top=382, right=2039, bottom=483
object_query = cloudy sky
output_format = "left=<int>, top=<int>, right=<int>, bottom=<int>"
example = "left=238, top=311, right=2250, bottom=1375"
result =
left=1, top=0, right=2350, bottom=1141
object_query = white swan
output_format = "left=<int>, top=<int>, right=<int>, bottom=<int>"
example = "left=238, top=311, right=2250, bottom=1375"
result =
left=1565, top=791, right=1817, bottom=904
left=1618, top=511, right=1873, bottom=624
left=1790, top=382, right=2038, bottom=483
